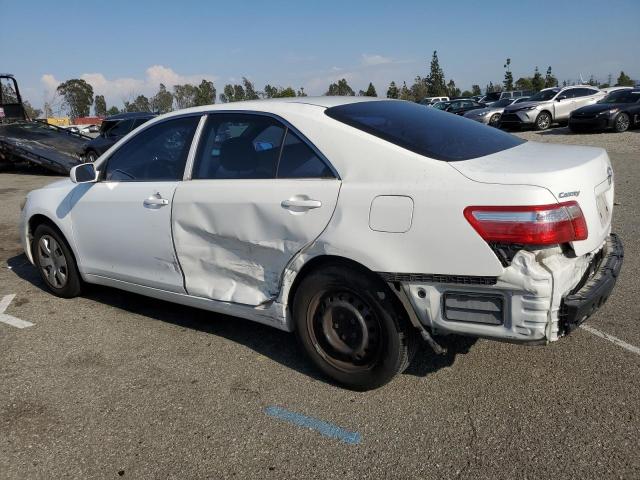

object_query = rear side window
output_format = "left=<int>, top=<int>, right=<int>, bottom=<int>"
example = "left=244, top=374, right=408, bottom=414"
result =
left=278, top=131, right=334, bottom=178
left=325, top=100, right=525, bottom=161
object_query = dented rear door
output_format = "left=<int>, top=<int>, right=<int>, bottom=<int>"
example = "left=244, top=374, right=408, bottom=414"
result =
left=172, top=178, right=340, bottom=305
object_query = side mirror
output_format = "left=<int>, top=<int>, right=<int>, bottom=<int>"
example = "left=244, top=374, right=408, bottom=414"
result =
left=70, top=163, right=98, bottom=184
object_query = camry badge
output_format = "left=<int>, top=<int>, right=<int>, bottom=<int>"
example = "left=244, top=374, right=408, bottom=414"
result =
left=559, top=191, right=580, bottom=198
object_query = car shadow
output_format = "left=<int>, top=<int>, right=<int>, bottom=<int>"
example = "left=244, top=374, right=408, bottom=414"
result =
left=6, top=253, right=477, bottom=385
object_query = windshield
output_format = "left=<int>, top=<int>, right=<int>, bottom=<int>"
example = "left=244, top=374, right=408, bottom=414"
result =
left=325, top=100, right=525, bottom=162
left=492, top=99, right=513, bottom=107
left=527, top=89, right=559, bottom=102
left=598, top=90, right=640, bottom=104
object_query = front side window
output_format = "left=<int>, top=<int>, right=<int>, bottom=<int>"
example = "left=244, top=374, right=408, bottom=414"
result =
left=528, top=89, right=559, bottom=102
left=599, top=90, right=640, bottom=104
left=104, top=116, right=199, bottom=182
left=192, top=114, right=285, bottom=179
left=325, top=100, right=525, bottom=162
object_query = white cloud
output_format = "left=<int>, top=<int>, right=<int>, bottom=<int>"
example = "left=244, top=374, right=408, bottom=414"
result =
left=41, top=65, right=217, bottom=107
left=361, top=54, right=393, bottom=66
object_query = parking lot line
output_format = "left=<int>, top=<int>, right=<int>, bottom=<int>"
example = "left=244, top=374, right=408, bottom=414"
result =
left=0, top=294, right=34, bottom=329
left=581, top=324, right=640, bottom=356
left=264, top=406, right=361, bottom=445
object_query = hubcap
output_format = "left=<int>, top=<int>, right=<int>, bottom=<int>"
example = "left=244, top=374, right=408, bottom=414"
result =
left=489, top=114, right=500, bottom=125
left=308, top=290, right=382, bottom=372
left=37, top=235, right=68, bottom=288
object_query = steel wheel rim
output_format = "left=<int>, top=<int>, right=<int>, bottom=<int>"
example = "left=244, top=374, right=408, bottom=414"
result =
left=37, top=235, right=68, bottom=288
left=489, top=114, right=501, bottom=125
left=617, top=115, right=629, bottom=131
left=307, top=289, right=382, bottom=372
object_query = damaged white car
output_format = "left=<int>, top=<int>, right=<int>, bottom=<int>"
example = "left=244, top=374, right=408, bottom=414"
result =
left=21, top=97, right=623, bottom=390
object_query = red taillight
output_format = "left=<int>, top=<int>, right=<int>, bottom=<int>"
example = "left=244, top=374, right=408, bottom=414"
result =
left=464, top=201, right=588, bottom=245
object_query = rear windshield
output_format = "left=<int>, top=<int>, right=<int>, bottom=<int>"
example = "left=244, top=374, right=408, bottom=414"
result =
left=325, top=100, right=525, bottom=161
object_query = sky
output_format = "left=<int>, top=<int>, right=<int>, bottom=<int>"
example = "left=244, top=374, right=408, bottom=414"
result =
left=2, top=0, right=639, bottom=111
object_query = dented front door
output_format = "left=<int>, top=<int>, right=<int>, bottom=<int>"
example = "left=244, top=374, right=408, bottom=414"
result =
left=171, top=179, right=341, bottom=305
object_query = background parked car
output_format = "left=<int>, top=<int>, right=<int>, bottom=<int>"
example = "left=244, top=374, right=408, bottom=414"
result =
left=569, top=87, right=640, bottom=133
left=436, top=99, right=485, bottom=115
left=419, top=96, right=449, bottom=106
left=81, top=112, right=156, bottom=161
left=499, top=85, right=605, bottom=130
left=463, top=97, right=530, bottom=126
left=481, top=90, right=533, bottom=105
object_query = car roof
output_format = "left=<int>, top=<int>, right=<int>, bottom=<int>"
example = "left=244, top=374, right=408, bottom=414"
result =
left=105, top=112, right=158, bottom=121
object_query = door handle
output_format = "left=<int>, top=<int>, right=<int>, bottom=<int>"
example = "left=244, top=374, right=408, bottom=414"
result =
left=281, top=198, right=322, bottom=210
left=143, top=194, right=169, bottom=207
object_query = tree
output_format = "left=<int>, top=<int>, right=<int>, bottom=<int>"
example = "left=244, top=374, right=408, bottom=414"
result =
left=150, top=83, right=174, bottom=113
left=515, top=77, right=533, bottom=91
left=544, top=66, right=558, bottom=88
left=471, top=84, right=481, bottom=96
left=461, top=90, right=473, bottom=98
left=263, top=84, right=296, bottom=98
left=106, top=106, right=120, bottom=116
left=399, top=81, right=413, bottom=101
left=386, top=81, right=399, bottom=99
left=242, top=77, right=259, bottom=100
left=173, top=84, right=199, bottom=109
left=193, top=79, right=216, bottom=106
left=125, top=94, right=151, bottom=112
left=425, top=51, right=447, bottom=96
left=587, top=75, right=598, bottom=87
left=531, top=67, right=545, bottom=91
left=616, top=71, right=634, bottom=87
left=94, top=95, right=107, bottom=117
left=219, top=83, right=244, bottom=102
left=410, top=76, right=428, bottom=101
left=296, top=87, right=307, bottom=97
left=447, top=79, right=461, bottom=98
left=43, top=102, right=53, bottom=118
left=326, top=78, right=355, bottom=96
left=503, top=58, right=513, bottom=91
left=364, top=82, right=377, bottom=97
left=56, top=79, right=94, bottom=119
left=23, top=100, right=42, bottom=120
left=485, top=81, right=502, bottom=93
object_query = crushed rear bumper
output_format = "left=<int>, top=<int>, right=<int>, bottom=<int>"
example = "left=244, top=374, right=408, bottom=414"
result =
left=559, top=233, right=624, bottom=334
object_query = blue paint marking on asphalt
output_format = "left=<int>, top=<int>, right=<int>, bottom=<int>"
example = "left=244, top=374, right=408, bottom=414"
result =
left=264, top=406, right=361, bottom=445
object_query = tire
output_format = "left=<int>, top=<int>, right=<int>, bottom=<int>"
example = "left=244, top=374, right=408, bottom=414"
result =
left=32, top=224, right=82, bottom=298
left=293, top=264, right=417, bottom=390
left=534, top=111, right=552, bottom=130
left=614, top=113, right=630, bottom=133
left=489, top=113, right=501, bottom=126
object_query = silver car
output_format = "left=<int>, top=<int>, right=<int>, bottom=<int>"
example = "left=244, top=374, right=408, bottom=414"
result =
left=464, top=97, right=530, bottom=126
left=500, top=85, right=605, bottom=130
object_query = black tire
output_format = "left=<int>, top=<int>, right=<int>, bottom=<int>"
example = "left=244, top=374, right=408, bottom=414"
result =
left=32, top=224, right=82, bottom=298
left=534, top=111, right=552, bottom=131
left=614, top=113, right=630, bottom=133
left=293, top=264, right=417, bottom=390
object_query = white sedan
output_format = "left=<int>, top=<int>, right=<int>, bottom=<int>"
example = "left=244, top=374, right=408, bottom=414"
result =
left=20, top=97, right=623, bottom=390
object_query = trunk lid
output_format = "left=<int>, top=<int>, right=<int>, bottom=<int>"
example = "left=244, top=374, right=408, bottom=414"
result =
left=451, top=141, right=614, bottom=256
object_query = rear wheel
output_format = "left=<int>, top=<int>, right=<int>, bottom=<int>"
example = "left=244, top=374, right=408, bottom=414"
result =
left=32, top=224, right=82, bottom=298
left=614, top=113, right=630, bottom=133
left=294, top=264, right=416, bottom=390
left=535, top=111, right=552, bottom=130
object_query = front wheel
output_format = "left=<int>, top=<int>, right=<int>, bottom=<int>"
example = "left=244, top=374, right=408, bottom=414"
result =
left=488, top=113, right=501, bottom=126
left=614, top=113, right=630, bottom=133
left=534, top=112, right=552, bottom=130
left=32, top=224, right=82, bottom=298
left=294, top=265, right=416, bottom=390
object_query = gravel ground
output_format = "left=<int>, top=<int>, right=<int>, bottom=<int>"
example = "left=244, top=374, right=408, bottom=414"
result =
left=0, top=128, right=639, bottom=479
